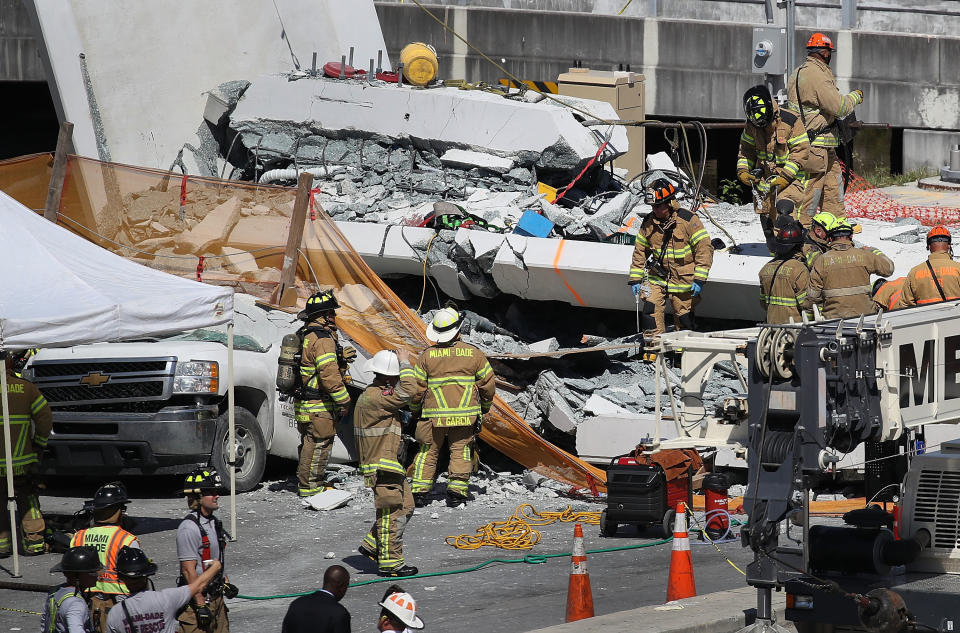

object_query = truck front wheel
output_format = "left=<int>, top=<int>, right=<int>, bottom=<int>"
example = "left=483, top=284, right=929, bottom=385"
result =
left=211, top=409, right=266, bottom=493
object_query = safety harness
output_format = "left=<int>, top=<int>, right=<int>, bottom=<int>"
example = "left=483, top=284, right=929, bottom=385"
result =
left=177, top=511, right=227, bottom=597
left=645, top=219, right=676, bottom=282
left=926, top=259, right=948, bottom=302
left=45, top=587, right=84, bottom=633
left=296, top=325, right=346, bottom=400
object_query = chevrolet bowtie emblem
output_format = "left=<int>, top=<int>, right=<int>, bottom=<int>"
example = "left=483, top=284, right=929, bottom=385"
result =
left=80, top=372, right=110, bottom=387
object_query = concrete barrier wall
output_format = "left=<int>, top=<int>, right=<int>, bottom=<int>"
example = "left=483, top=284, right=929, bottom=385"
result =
left=376, top=0, right=960, bottom=37
left=375, top=3, right=960, bottom=132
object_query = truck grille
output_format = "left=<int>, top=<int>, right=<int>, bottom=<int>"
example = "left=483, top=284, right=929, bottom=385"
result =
left=42, top=382, right=164, bottom=402
left=914, top=469, right=960, bottom=549
left=32, top=360, right=168, bottom=378
left=31, top=357, right=175, bottom=406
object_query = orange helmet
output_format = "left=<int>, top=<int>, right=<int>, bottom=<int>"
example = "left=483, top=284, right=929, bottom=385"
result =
left=927, top=225, right=952, bottom=245
left=807, top=33, right=835, bottom=50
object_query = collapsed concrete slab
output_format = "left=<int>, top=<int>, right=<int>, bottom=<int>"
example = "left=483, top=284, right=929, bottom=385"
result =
left=228, top=74, right=627, bottom=171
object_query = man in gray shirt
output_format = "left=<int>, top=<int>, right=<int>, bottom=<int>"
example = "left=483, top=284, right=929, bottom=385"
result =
left=176, top=468, right=234, bottom=633
left=105, top=547, right=221, bottom=633
left=42, top=546, right=102, bottom=633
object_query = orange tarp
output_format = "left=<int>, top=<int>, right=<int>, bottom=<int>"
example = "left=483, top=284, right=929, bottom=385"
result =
left=0, top=154, right=607, bottom=493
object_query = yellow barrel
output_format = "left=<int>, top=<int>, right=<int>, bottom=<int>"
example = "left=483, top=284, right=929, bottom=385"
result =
left=399, top=42, right=439, bottom=87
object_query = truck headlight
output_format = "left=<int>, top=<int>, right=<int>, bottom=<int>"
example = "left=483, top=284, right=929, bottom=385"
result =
left=174, top=361, right=219, bottom=394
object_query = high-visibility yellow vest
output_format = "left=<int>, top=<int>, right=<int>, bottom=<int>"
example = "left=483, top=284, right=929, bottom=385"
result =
left=70, top=526, right=138, bottom=594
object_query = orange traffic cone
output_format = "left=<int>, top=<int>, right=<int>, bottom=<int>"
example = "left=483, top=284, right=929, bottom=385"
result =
left=666, top=502, right=696, bottom=602
left=565, top=523, right=595, bottom=622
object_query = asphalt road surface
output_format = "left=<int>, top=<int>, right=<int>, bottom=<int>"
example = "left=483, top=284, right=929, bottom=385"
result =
left=0, top=473, right=755, bottom=633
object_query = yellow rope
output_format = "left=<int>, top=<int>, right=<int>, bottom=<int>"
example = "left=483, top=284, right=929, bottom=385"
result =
left=0, top=605, right=42, bottom=616
left=446, top=503, right=600, bottom=551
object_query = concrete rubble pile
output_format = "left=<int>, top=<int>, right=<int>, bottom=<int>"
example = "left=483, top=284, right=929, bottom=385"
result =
left=313, top=465, right=579, bottom=509
left=420, top=308, right=746, bottom=443
left=106, top=184, right=301, bottom=283
left=200, top=75, right=642, bottom=242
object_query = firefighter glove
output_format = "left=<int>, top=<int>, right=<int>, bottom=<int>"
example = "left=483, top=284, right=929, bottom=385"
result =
left=473, top=415, right=484, bottom=435
left=691, top=281, right=703, bottom=297
left=851, top=89, right=863, bottom=104
left=738, top=171, right=759, bottom=187
left=766, top=175, right=789, bottom=192
left=341, top=346, right=357, bottom=363
left=193, top=605, right=213, bottom=628
left=223, top=583, right=239, bottom=599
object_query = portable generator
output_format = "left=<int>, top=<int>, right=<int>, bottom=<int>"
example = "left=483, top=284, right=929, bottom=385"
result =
left=599, top=455, right=692, bottom=538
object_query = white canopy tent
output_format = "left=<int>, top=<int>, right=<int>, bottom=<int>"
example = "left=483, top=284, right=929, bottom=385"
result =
left=0, top=191, right=237, bottom=577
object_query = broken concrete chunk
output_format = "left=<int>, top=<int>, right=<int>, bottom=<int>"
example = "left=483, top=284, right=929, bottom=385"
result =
left=528, top=338, right=560, bottom=353
left=245, top=266, right=281, bottom=283
left=879, top=225, right=919, bottom=240
left=175, top=197, right=242, bottom=254
left=138, top=237, right=176, bottom=251
left=219, top=247, right=260, bottom=274
left=646, top=151, right=678, bottom=172
left=584, top=394, right=634, bottom=416
left=546, top=392, right=579, bottom=434
left=440, top=149, right=515, bottom=174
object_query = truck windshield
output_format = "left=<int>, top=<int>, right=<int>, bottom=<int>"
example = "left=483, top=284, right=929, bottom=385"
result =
left=167, top=329, right=269, bottom=352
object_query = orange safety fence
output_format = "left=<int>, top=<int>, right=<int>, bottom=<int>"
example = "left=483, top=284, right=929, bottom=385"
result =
left=0, top=153, right=606, bottom=494
left=844, top=164, right=960, bottom=226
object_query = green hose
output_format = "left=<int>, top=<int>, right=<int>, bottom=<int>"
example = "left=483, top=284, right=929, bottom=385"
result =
left=235, top=537, right=673, bottom=600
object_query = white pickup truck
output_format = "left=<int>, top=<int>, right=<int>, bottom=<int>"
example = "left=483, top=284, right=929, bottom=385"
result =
left=23, top=294, right=367, bottom=491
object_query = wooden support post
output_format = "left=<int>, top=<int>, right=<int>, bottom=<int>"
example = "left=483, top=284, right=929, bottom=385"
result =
left=43, top=121, right=74, bottom=222
left=276, top=172, right=313, bottom=306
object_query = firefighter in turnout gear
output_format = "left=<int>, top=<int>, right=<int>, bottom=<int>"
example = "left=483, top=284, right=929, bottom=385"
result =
left=628, top=178, right=714, bottom=336
left=0, top=353, right=50, bottom=558
left=42, top=546, right=103, bottom=633
left=355, top=350, right=419, bottom=578
left=900, top=226, right=960, bottom=307
left=802, top=211, right=836, bottom=268
left=409, top=307, right=496, bottom=507
left=737, top=85, right=811, bottom=241
left=759, top=220, right=810, bottom=324
left=872, top=277, right=906, bottom=313
left=294, top=290, right=352, bottom=497
left=786, top=32, right=863, bottom=219
left=805, top=217, right=894, bottom=319
left=177, top=469, right=235, bottom=633
left=70, top=482, right=141, bottom=633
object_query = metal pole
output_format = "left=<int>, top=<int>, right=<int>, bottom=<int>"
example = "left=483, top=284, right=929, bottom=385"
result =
left=1, top=362, right=21, bottom=578
left=764, top=0, right=775, bottom=23
left=785, top=0, right=796, bottom=84
left=227, top=324, right=236, bottom=540
left=757, top=586, right=773, bottom=621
